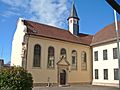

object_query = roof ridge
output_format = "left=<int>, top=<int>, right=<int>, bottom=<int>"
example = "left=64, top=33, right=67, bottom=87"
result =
left=79, top=33, right=93, bottom=36
left=24, top=19, right=92, bottom=45
left=95, top=20, right=120, bottom=35
left=91, top=20, right=120, bottom=45
left=24, top=19, right=68, bottom=32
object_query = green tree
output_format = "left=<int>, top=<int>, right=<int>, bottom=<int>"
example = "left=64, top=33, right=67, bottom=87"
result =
left=0, top=66, right=33, bottom=90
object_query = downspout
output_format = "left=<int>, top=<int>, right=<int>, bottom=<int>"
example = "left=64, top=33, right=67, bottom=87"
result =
left=114, top=10, right=120, bottom=89
left=25, top=33, right=29, bottom=70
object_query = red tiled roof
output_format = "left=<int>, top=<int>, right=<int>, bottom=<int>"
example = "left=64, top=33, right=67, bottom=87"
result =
left=91, top=21, right=120, bottom=45
left=23, top=20, right=93, bottom=45
left=78, top=33, right=93, bottom=45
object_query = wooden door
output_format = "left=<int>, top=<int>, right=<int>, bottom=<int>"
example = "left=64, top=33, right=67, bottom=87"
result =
left=60, top=70, right=66, bottom=85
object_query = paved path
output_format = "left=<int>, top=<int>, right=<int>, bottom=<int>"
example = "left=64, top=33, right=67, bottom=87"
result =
left=33, top=85, right=118, bottom=90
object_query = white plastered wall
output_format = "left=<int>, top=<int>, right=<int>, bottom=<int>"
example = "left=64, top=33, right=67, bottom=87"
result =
left=68, top=18, right=74, bottom=34
left=92, top=42, right=119, bottom=87
left=11, top=18, right=26, bottom=66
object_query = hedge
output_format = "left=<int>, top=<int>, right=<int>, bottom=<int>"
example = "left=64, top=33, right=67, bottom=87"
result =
left=0, top=66, right=33, bottom=90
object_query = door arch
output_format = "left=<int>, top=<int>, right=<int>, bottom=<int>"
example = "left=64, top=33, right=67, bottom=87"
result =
left=60, top=70, right=66, bottom=85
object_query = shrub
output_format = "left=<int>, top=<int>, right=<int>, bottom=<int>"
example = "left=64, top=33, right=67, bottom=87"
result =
left=0, top=66, right=33, bottom=90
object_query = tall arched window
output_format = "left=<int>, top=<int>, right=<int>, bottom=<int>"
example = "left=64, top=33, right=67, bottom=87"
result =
left=81, top=51, right=87, bottom=70
left=48, top=46, right=55, bottom=68
left=71, top=50, right=77, bottom=70
left=33, top=44, right=41, bottom=67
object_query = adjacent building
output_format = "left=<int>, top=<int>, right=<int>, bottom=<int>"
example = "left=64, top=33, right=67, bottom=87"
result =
left=0, top=59, right=4, bottom=68
left=91, top=22, right=120, bottom=87
left=0, top=59, right=10, bottom=68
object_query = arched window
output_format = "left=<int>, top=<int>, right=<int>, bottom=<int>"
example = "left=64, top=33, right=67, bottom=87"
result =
left=33, top=44, right=41, bottom=67
left=60, top=48, right=66, bottom=55
left=48, top=46, right=55, bottom=68
left=71, top=50, right=77, bottom=70
left=60, top=48, right=67, bottom=59
left=81, top=51, right=87, bottom=70
left=81, top=51, right=86, bottom=63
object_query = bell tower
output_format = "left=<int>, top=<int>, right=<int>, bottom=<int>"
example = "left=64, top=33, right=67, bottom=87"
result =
left=68, top=1, right=79, bottom=35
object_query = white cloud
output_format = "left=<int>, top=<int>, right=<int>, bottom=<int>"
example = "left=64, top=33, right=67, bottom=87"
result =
left=1, top=0, right=30, bottom=8
left=28, top=0, right=71, bottom=28
left=0, top=11, right=20, bottom=17
left=1, top=0, right=72, bottom=28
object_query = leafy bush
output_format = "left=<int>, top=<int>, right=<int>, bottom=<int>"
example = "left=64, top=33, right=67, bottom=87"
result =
left=0, top=66, right=33, bottom=90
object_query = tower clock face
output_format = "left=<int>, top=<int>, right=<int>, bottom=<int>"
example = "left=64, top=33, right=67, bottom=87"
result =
left=73, top=19, right=78, bottom=24
left=70, top=20, right=72, bottom=23
left=69, top=19, right=77, bottom=24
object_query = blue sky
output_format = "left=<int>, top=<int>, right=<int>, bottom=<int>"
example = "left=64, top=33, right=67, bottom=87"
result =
left=0, top=0, right=120, bottom=63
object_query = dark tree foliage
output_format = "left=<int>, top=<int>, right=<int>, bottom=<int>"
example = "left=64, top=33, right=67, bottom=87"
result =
left=0, top=66, right=33, bottom=90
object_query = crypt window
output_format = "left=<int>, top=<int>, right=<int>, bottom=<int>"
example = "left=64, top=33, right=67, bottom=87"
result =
left=33, top=44, right=41, bottom=67
left=81, top=51, right=87, bottom=70
left=47, top=46, right=55, bottom=68
left=71, top=50, right=77, bottom=70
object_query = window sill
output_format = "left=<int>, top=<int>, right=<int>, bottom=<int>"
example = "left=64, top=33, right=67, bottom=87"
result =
left=47, top=67, right=55, bottom=70
left=81, top=69, right=87, bottom=71
left=71, top=68, right=77, bottom=71
left=32, top=67, right=41, bottom=69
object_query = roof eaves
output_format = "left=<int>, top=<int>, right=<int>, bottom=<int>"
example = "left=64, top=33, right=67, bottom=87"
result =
left=90, top=38, right=117, bottom=46
left=29, top=33, right=90, bottom=46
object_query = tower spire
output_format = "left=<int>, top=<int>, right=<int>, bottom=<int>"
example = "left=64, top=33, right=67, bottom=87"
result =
left=68, top=0, right=79, bottom=20
left=72, top=0, right=75, bottom=5
left=68, top=1, right=79, bottom=35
